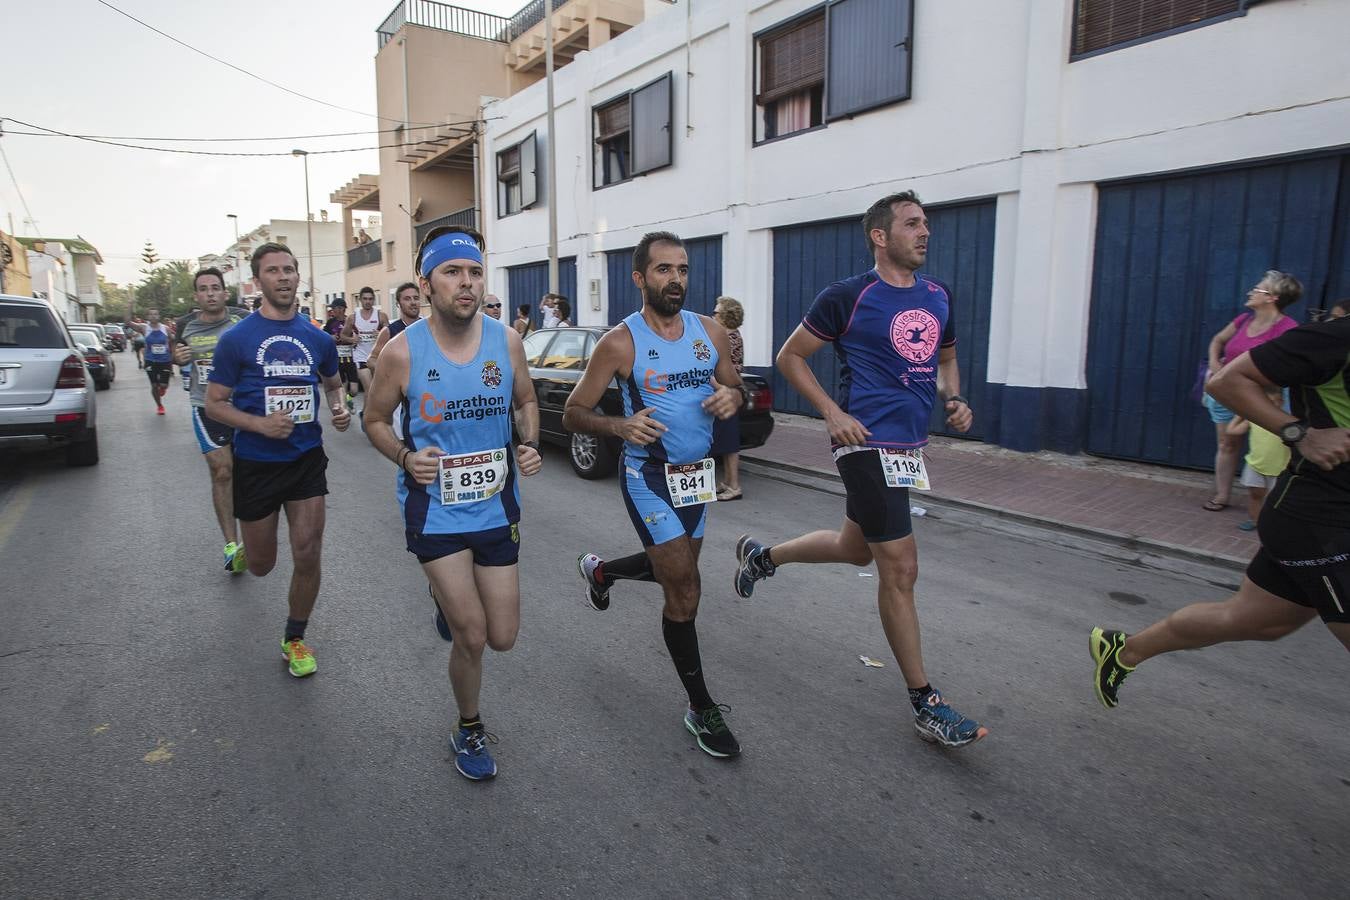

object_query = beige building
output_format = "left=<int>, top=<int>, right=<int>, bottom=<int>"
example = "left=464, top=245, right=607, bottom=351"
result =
left=0, top=230, right=32, bottom=298
left=330, top=0, right=644, bottom=313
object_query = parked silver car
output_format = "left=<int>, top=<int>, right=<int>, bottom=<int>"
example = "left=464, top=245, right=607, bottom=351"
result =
left=0, top=295, right=99, bottom=466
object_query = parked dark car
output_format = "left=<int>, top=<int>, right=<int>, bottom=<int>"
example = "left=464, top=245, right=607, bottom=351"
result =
left=524, top=326, right=774, bottom=479
left=69, top=326, right=116, bottom=390
left=102, top=323, right=127, bottom=351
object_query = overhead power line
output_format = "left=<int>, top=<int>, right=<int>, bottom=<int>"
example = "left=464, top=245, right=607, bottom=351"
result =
left=0, top=140, right=38, bottom=236
left=94, top=0, right=433, bottom=128
left=1, top=125, right=416, bottom=143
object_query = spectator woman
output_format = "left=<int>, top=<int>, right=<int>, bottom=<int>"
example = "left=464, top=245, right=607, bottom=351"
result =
left=1201, top=270, right=1302, bottom=511
left=711, top=297, right=745, bottom=501
left=514, top=304, right=533, bottom=336
left=554, top=298, right=573, bottom=328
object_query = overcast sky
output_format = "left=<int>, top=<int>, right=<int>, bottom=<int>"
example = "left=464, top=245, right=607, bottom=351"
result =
left=1, top=0, right=523, bottom=286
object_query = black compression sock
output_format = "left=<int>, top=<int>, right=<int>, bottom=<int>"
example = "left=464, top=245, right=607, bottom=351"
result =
left=458, top=715, right=482, bottom=731
left=908, top=684, right=934, bottom=712
left=601, top=551, right=655, bottom=586
left=662, top=617, right=714, bottom=710
left=284, top=618, right=308, bottom=641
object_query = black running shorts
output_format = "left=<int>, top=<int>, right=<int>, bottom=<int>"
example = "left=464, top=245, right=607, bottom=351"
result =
left=836, top=449, right=914, bottom=543
left=144, top=362, right=173, bottom=386
left=232, top=446, right=329, bottom=522
left=407, top=523, right=520, bottom=567
left=339, top=361, right=359, bottom=385
left=1246, top=505, right=1350, bottom=624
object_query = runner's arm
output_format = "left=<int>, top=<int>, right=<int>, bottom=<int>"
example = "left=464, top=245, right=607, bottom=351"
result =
left=506, top=329, right=539, bottom=445
left=338, top=314, right=357, bottom=344
left=204, top=382, right=285, bottom=437
left=937, top=345, right=972, bottom=432
left=367, top=326, right=392, bottom=369
left=777, top=324, right=871, bottom=444
left=700, top=315, right=744, bottom=419
left=563, top=327, right=643, bottom=439
left=363, top=334, right=432, bottom=481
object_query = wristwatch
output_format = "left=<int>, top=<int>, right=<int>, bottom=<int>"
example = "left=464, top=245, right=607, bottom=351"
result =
left=948, top=394, right=970, bottom=409
left=1279, top=419, right=1309, bottom=446
left=522, top=440, right=540, bottom=452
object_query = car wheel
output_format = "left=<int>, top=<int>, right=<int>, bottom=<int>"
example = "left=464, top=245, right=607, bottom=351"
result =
left=569, top=431, right=617, bottom=479
left=66, top=428, right=99, bottom=467
left=95, top=377, right=110, bottom=391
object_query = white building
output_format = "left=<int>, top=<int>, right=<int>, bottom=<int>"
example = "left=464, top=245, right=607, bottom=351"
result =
left=480, top=0, right=1350, bottom=468
left=217, top=218, right=347, bottom=312
left=19, top=237, right=103, bottom=324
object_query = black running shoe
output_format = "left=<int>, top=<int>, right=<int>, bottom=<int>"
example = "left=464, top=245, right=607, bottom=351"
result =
left=734, top=534, right=775, bottom=599
left=578, top=553, right=610, bottom=611
left=684, top=704, right=741, bottom=758
left=1090, top=627, right=1133, bottom=709
left=430, top=583, right=453, bottom=642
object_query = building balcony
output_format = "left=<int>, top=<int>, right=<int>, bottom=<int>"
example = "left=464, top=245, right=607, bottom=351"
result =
left=414, top=207, right=477, bottom=247
left=348, top=241, right=383, bottom=270
left=377, top=0, right=509, bottom=48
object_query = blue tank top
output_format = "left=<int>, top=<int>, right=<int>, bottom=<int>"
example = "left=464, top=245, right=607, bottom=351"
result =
left=397, top=317, right=519, bottom=534
left=620, top=310, right=717, bottom=465
left=143, top=326, right=172, bottom=363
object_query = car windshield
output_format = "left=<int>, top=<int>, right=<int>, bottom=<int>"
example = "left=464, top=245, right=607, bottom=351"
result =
left=0, top=306, right=67, bottom=348
left=71, top=330, right=103, bottom=349
left=105, top=325, right=124, bottom=335
left=538, top=330, right=589, bottom=370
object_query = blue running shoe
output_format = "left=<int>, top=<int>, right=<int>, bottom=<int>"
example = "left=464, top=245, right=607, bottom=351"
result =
left=430, top=583, right=453, bottom=642
left=734, top=534, right=775, bottom=599
left=451, top=726, right=498, bottom=780
left=912, top=689, right=988, bottom=748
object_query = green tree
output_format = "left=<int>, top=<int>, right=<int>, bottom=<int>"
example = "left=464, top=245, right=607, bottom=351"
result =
left=98, top=278, right=131, bottom=322
left=134, top=260, right=196, bottom=319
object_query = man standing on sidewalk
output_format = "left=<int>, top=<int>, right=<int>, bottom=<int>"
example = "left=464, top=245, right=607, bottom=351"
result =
left=732, top=191, right=987, bottom=748
left=1090, top=314, right=1350, bottom=706
left=172, top=267, right=247, bottom=574
left=205, top=242, right=351, bottom=678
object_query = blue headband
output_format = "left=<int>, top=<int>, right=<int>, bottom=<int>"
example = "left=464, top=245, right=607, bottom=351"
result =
left=420, top=232, right=483, bottom=277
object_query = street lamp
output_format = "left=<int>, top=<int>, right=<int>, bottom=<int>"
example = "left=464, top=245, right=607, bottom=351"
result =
left=226, top=213, right=241, bottom=304
left=291, top=149, right=316, bottom=311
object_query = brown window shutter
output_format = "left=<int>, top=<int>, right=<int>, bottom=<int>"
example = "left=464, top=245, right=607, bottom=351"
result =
left=498, top=145, right=520, bottom=182
left=1074, top=0, right=1241, bottom=56
left=759, top=14, right=825, bottom=104
left=595, top=99, right=631, bottom=142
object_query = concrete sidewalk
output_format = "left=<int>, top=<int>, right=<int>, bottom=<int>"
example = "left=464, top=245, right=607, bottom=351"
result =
left=742, top=414, right=1258, bottom=567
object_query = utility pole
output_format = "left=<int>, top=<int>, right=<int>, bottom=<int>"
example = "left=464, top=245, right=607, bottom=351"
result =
left=292, top=150, right=316, bottom=308
left=226, top=213, right=242, bottom=304
left=545, top=0, right=558, bottom=295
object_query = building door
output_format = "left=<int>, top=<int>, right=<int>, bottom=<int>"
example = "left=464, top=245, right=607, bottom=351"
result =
left=1085, top=154, right=1345, bottom=468
left=506, top=257, right=577, bottom=322
left=770, top=200, right=996, bottom=440
left=606, top=236, right=723, bottom=326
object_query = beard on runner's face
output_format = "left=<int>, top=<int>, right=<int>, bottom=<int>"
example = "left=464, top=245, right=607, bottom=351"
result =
left=645, top=280, right=685, bottom=316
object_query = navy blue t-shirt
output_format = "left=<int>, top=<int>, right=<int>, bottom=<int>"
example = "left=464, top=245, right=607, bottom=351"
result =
left=208, top=311, right=340, bottom=462
left=802, top=270, right=956, bottom=449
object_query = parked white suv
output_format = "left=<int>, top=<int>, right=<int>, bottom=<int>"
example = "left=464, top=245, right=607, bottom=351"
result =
left=0, top=295, right=99, bottom=466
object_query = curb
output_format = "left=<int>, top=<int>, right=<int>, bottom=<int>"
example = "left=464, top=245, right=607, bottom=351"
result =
left=740, top=454, right=1249, bottom=574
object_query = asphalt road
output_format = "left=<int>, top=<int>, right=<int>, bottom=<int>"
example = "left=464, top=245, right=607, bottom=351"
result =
left=1, top=369, right=1346, bottom=898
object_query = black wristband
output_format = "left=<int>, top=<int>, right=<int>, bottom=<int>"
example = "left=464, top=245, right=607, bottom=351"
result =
left=523, top=440, right=540, bottom=452
left=948, top=394, right=970, bottom=408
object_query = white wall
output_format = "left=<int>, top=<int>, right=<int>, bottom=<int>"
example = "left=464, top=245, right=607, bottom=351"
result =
left=482, top=0, right=1350, bottom=382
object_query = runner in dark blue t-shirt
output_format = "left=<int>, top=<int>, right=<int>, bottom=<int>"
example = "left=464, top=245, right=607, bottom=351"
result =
left=734, top=192, right=988, bottom=749
left=205, top=242, right=352, bottom=679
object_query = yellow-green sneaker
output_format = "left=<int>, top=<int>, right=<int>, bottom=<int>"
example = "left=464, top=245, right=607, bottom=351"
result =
left=281, top=638, right=316, bottom=678
left=224, top=542, right=247, bottom=575
left=1090, top=627, right=1134, bottom=709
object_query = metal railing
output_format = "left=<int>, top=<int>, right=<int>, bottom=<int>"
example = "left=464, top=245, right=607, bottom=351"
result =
left=415, top=207, right=478, bottom=247
left=506, top=0, right=570, bottom=41
left=377, top=0, right=512, bottom=48
left=347, top=241, right=383, bottom=270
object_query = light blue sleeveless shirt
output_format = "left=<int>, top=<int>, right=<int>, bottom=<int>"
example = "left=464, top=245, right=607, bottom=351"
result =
left=620, top=310, right=718, bottom=465
left=397, top=317, right=519, bottom=534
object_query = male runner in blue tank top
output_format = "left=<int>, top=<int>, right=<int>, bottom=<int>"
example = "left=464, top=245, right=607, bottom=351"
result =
left=130, top=309, right=174, bottom=415
left=565, top=231, right=748, bottom=759
left=733, top=192, right=988, bottom=749
left=206, top=242, right=352, bottom=679
left=364, top=227, right=542, bottom=782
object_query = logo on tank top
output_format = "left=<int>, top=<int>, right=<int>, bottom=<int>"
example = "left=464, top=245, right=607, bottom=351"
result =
left=481, top=360, right=503, bottom=388
left=890, top=309, right=940, bottom=364
left=692, top=339, right=711, bottom=363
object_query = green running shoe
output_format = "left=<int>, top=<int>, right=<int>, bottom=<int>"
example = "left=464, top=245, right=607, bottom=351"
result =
left=1090, top=627, right=1134, bottom=709
left=224, top=541, right=247, bottom=575
left=281, top=638, right=317, bottom=678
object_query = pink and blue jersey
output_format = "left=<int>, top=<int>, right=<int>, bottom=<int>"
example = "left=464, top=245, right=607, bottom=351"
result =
left=802, top=270, right=956, bottom=450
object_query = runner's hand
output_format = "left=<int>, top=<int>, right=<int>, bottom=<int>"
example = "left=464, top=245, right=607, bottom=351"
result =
left=331, top=404, right=351, bottom=432
left=945, top=399, right=973, bottom=433
left=257, top=409, right=295, bottom=440
left=1297, top=427, right=1350, bottom=471
left=407, top=447, right=445, bottom=485
left=618, top=407, right=667, bottom=445
left=172, top=344, right=192, bottom=365
left=516, top=443, right=542, bottom=476
left=824, top=409, right=871, bottom=447
left=702, top=385, right=740, bottom=421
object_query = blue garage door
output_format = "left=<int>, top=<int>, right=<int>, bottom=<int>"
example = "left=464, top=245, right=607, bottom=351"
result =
left=506, top=257, right=577, bottom=321
left=770, top=200, right=997, bottom=441
left=1085, top=154, right=1346, bottom=468
left=606, top=236, right=723, bottom=326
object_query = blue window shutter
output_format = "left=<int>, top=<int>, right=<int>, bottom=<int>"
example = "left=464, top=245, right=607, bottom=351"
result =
left=825, top=0, right=913, bottom=121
